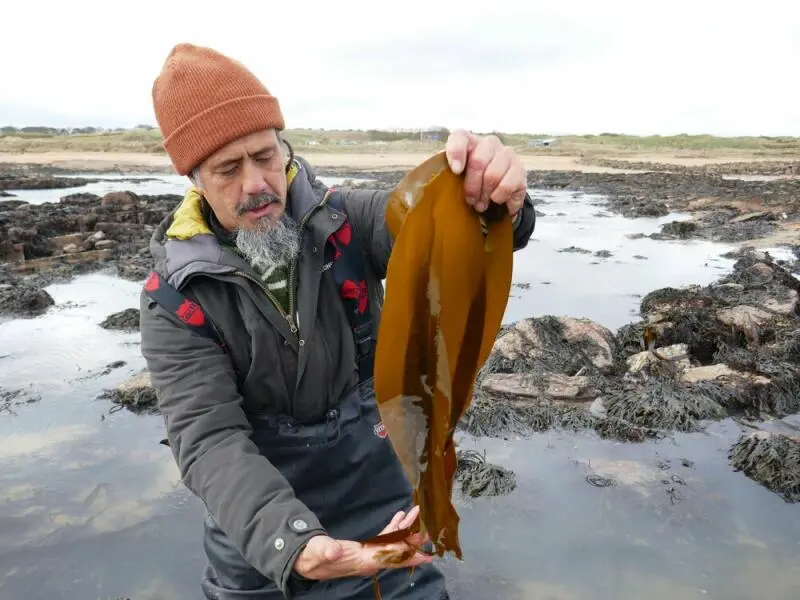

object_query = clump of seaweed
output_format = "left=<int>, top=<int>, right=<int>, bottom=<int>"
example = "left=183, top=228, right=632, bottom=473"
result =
left=454, top=449, right=517, bottom=497
left=457, top=252, right=800, bottom=444
left=730, top=431, right=800, bottom=503
left=457, top=392, right=545, bottom=439
left=479, top=314, right=612, bottom=382
left=602, top=377, right=730, bottom=432
left=0, top=386, right=41, bottom=413
left=99, top=371, right=158, bottom=415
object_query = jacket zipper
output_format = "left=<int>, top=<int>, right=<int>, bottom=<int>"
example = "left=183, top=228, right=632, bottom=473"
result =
left=234, top=269, right=299, bottom=335
left=234, top=190, right=334, bottom=339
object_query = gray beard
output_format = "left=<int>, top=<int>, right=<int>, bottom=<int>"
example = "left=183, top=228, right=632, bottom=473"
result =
left=234, top=213, right=301, bottom=270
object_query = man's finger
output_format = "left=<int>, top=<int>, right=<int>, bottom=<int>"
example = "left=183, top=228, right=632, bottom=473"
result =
left=445, top=129, right=477, bottom=175
left=477, top=148, right=512, bottom=211
left=462, top=137, right=495, bottom=210
left=397, top=505, right=420, bottom=530
left=376, top=509, right=407, bottom=535
left=489, top=162, right=527, bottom=212
left=388, top=510, right=406, bottom=529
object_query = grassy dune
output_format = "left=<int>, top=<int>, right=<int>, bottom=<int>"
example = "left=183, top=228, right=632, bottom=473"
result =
left=2, top=127, right=800, bottom=159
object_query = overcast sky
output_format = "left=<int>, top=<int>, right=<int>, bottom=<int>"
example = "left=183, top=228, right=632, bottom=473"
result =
left=2, top=0, right=799, bottom=136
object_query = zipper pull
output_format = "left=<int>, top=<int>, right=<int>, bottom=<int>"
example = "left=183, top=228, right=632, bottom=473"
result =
left=286, top=314, right=298, bottom=334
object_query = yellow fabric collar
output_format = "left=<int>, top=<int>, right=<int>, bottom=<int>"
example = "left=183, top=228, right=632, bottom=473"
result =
left=166, top=162, right=300, bottom=240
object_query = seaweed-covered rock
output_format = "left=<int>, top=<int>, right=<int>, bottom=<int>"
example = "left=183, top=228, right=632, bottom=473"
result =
left=0, top=279, right=54, bottom=317
left=0, top=188, right=180, bottom=286
left=99, top=308, right=140, bottom=331
left=730, top=431, right=800, bottom=502
left=460, top=252, right=800, bottom=443
left=101, top=371, right=157, bottom=414
left=454, top=449, right=516, bottom=498
left=485, top=315, right=617, bottom=377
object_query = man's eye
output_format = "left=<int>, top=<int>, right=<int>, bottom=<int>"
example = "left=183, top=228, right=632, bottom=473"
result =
left=220, top=166, right=238, bottom=176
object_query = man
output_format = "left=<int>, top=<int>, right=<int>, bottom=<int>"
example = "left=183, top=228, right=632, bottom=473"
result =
left=140, top=43, right=537, bottom=600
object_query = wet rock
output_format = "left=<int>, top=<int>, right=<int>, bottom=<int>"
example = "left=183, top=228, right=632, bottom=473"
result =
left=0, top=280, right=54, bottom=317
left=655, top=220, right=697, bottom=239
left=116, top=259, right=150, bottom=281
left=730, top=431, right=800, bottom=503
left=526, top=167, right=800, bottom=241
left=50, top=233, right=84, bottom=248
left=716, top=305, right=774, bottom=329
left=558, top=246, right=592, bottom=254
left=94, top=239, right=116, bottom=250
left=626, top=343, right=691, bottom=372
left=578, top=158, right=800, bottom=177
left=0, top=173, right=92, bottom=191
left=10, top=248, right=114, bottom=275
left=461, top=253, right=800, bottom=442
left=0, top=186, right=180, bottom=286
left=480, top=372, right=599, bottom=403
left=639, top=285, right=713, bottom=315
left=100, top=191, right=139, bottom=207
left=0, top=241, right=25, bottom=264
left=730, top=210, right=775, bottom=224
left=102, top=371, right=157, bottom=414
left=490, top=316, right=617, bottom=375
left=679, top=364, right=770, bottom=387
left=99, top=308, right=140, bottom=331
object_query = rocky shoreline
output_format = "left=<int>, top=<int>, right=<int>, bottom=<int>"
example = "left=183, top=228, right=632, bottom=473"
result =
left=2, top=160, right=799, bottom=502
left=0, top=189, right=181, bottom=316
left=578, top=157, right=799, bottom=177
left=100, top=249, right=800, bottom=503
left=2, top=158, right=799, bottom=314
left=318, top=165, right=800, bottom=245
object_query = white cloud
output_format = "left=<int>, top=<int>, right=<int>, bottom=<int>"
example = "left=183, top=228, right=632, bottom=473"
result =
left=1, top=0, right=798, bottom=135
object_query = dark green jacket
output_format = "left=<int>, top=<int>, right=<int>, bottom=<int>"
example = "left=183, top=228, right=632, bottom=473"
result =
left=139, top=155, right=536, bottom=595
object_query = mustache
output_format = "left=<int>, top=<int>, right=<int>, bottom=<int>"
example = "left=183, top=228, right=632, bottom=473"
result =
left=237, top=192, right=282, bottom=216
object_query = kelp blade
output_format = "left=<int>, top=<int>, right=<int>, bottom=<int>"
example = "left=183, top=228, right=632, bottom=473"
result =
left=373, top=151, right=514, bottom=558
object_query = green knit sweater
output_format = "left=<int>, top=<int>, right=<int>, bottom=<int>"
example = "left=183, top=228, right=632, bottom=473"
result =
left=203, top=203, right=292, bottom=315
left=249, top=261, right=291, bottom=314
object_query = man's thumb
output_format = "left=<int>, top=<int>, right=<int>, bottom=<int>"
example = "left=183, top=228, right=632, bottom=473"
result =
left=319, top=538, right=343, bottom=562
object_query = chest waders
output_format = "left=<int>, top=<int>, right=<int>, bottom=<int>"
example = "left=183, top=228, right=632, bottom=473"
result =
left=144, top=191, right=450, bottom=599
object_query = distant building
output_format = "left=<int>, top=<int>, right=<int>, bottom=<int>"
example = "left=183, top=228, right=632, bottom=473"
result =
left=528, top=138, right=558, bottom=148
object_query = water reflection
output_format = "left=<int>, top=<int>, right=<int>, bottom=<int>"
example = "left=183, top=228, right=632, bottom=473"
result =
left=507, top=190, right=738, bottom=329
left=443, top=424, right=800, bottom=600
left=1, top=186, right=798, bottom=600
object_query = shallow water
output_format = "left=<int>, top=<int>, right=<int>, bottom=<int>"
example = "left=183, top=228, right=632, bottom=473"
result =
left=1, top=181, right=798, bottom=600
left=506, top=190, right=738, bottom=330
left=6, top=173, right=374, bottom=205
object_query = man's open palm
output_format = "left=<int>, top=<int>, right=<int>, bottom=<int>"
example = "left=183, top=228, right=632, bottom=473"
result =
left=292, top=506, right=433, bottom=581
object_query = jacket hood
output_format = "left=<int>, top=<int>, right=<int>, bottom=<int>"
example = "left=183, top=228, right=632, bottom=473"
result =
left=148, top=155, right=330, bottom=289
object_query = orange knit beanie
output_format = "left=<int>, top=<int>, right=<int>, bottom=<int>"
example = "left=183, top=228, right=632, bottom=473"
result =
left=152, top=43, right=285, bottom=175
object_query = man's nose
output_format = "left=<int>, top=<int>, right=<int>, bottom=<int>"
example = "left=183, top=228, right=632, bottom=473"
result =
left=241, top=161, right=268, bottom=196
